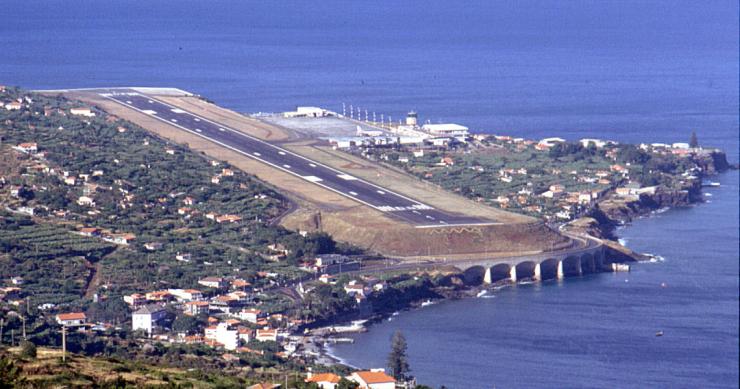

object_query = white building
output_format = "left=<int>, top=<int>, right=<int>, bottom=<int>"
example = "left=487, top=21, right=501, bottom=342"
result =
left=215, top=322, right=238, bottom=350
left=132, top=305, right=167, bottom=336
left=56, top=312, right=87, bottom=326
left=283, top=106, right=329, bottom=118
left=421, top=123, right=469, bottom=137
left=70, top=107, right=95, bottom=117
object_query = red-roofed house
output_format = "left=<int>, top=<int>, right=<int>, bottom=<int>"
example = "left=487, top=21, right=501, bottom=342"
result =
left=56, top=312, right=86, bottom=326
left=306, top=372, right=342, bottom=389
left=349, top=370, right=396, bottom=389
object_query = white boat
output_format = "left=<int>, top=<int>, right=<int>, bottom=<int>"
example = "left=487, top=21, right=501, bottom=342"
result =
left=420, top=299, right=434, bottom=307
left=476, top=290, right=487, bottom=298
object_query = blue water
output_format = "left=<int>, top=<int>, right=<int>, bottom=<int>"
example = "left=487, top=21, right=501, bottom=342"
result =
left=2, top=1, right=738, bottom=387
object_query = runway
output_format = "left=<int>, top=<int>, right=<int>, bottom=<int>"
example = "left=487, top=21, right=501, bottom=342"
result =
left=98, top=89, right=494, bottom=228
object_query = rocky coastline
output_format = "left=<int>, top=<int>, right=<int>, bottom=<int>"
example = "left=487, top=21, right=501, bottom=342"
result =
left=314, top=150, right=735, bottom=366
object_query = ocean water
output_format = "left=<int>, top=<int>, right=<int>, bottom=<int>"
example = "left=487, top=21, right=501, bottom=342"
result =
left=2, top=1, right=738, bottom=387
left=330, top=170, right=739, bottom=388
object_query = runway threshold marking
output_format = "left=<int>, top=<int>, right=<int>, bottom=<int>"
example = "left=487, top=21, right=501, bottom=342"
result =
left=337, top=174, right=357, bottom=181
left=302, top=176, right=323, bottom=182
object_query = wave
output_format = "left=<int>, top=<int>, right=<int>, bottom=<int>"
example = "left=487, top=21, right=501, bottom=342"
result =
left=643, top=253, right=666, bottom=263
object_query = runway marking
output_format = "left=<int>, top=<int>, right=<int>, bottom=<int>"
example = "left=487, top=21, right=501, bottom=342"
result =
left=376, top=190, right=386, bottom=195
left=126, top=100, right=133, bottom=104
left=425, top=215, right=435, bottom=220
left=170, top=119, right=178, bottom=123
left=100, top=92, right=497, bottom=227
left=218, top=128, right=226, bottom=132
left=349, top=191, right=358, bottom=196
left=142, top=110, right=157, bottom=115
left=253, top=152, right=261, bottom=156
left=283, top=164, right=291, bottom=169
left=412, top=210, right=421, bottom=214
left=195, top=128, right=202, bottom=133
left=171, top=108, right=186, bottom=114
left=309, top=163, right=317, bottom=168
left=302, top=176, right=323, bottom=182
left=194, top=118, right=201, bottom=122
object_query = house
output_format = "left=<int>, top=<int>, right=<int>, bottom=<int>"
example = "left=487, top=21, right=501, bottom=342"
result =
left=237, top=327, right=253, bottom=343
left=239, top=308, right=263, bottom=323
left=132, top=305, right=167, bottom=336
left=70, top=107, right=95, bottom=117
left=175, top=253, right=192, bottom=262
left=112, top=234, right=135, bottom=245
left=168, top=289, right=203, bottom=302
left=348, top=370, right=396, bottom=389
left=214, top=322, right=239, bottom=350
left=56, top=312, right=86, bottom=326
left=439, top=157, right=455, bottom=166
left=77, top=196, right=96, bottom=207
left=209, top=295, right=242, bottom=314
left=215, top=214, right=242, bottom=223
left=184, top=301, right=210, bottom=316
left=15, top=142, right=37, bottom=153
left=144, top=242, right=163, bottom=251
left=10, top=277, right=23, bottom=285
left=255, top=328, right=278, bottom=342
left=79, top=227, right=100, bottom=237
left=344, top=282, right=365, bottom=297
left=198, top=277, right=227, bottom=289
left=306, top=372, right=342, bottom=389
left=145, top=290, right=172, bottom=302
left=4, top=102, right=22, bottom=110
left=221, top=168, right=234, bottom=177
left=123, top=293, right=148, bottom=307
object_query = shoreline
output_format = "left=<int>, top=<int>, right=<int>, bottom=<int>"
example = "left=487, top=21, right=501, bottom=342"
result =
left=315, top=169, right=733, bottom=368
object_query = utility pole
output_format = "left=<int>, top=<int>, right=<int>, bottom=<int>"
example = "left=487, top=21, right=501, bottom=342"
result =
left=62, top=326, right=67, bottom=362
left=21, top=316, right=26, bottom=340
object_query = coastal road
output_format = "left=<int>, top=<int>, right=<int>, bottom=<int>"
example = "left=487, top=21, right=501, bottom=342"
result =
left=97, top=89, right=494, bottom=228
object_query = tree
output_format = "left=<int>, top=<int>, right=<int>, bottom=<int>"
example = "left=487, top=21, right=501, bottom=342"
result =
left=689, top=131, right=699, bottom=148
left=336, top=378, right=359, bottom=389
left=19, top=340, right=37, bottom=359
left=387, top=330, right=411, bottom=381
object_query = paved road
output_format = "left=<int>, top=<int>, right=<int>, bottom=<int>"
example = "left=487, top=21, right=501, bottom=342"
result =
left=98, top=89, right=494, bottom=228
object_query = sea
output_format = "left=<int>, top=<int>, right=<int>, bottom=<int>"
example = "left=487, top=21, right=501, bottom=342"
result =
left=2, top=1, right=738, bottom=388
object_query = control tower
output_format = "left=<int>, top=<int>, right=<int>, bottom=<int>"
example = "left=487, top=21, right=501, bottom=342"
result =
left=405, top=111, right=418, bottom=126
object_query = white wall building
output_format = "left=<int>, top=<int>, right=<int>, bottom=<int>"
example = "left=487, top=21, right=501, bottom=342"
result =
left=421, top=123, right=469, bottom=137
left=132, top=305, right=167, bottom=336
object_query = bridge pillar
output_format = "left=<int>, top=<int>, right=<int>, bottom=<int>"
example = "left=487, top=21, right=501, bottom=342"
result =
left=557, top=261, right=564, bottom=279
left=509, top=266, right=517, bottom=283
left=483, top=267, right=492, bottom=284
left=533, top=263, right=541, bottom=281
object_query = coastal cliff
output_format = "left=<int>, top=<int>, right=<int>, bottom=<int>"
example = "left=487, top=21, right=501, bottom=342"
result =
left=568, top=149, right=732, bottom=262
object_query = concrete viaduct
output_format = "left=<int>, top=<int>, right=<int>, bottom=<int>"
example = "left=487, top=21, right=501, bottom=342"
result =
left=448, top=236, right=607, bottom=284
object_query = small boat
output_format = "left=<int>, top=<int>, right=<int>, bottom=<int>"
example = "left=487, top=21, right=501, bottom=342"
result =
left=655, top=331, right=664, bottom=337
left=420, top=300, right=434, bottom=307
left=476, top=290, right=487, bottom=298
left=702, top=181, right=720, bottom=187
